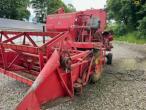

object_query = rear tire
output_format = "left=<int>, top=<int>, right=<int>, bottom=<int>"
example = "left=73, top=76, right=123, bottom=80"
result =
left=106, top=53, right=113, bottom=65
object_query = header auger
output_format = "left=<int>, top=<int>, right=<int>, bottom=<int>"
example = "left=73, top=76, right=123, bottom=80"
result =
left=0, top=8, right=113, bottom=110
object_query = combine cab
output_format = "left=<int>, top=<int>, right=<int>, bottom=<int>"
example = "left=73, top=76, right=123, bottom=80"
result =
left=0, top=9, right=113, bottom=110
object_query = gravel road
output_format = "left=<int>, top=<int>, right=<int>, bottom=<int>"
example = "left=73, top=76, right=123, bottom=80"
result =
left=0, top=42, right=146, bottom=110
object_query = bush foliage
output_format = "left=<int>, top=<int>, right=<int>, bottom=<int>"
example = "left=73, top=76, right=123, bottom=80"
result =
left=107, top=0, right=146, bottom=39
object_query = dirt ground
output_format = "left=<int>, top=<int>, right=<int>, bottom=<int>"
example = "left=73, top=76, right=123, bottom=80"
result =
left=0, top=42, right=146, bottom=110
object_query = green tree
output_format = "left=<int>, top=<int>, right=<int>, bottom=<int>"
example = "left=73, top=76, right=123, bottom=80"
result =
left=31, top=0, right=48, bottom=23
left=31, top=0, right=76, bottom=23
left=0, top=0, right=30, bottom=20
left=47, top=0, right=67, bottom=14
left=67, top=4, right=76, bottom=12
left=106, top=0, right=139, bottom=31
left=106, top=0, right=146, bottom=37
left=138, top=16, right=146, bottom=37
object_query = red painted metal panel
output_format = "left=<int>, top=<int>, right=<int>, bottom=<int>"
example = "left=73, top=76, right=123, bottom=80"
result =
left=46, top=12, right=78, bottom=31
left=0, top=68, right=33, bottom=86
left=16, top=50, right=74, bottom=109
left=83, top=9, right=107, bottom=32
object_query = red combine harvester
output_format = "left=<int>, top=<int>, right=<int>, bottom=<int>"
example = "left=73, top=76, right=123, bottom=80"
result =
left=0, top=9, right=113, bottom=110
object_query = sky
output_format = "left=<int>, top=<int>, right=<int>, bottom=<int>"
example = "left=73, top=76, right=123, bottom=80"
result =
left=63, top=0, right=107, bottom=11
left=29, top=0, right=107, bottom=22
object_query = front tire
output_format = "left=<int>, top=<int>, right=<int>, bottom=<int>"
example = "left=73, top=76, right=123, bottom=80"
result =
left=90, top=72, right=101, bottom=84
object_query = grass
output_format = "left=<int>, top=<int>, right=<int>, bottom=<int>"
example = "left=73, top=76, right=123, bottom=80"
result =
left=115, top=32, right=146, bottom=44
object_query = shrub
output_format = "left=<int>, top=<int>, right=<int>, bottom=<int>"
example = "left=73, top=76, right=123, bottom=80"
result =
left=138, top=17, right=146, bottom=38
left=107, top=22, right=127, bottom=36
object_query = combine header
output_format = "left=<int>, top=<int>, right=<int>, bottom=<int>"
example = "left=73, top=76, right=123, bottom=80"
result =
left=0, top=9, right=113, bottom=110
